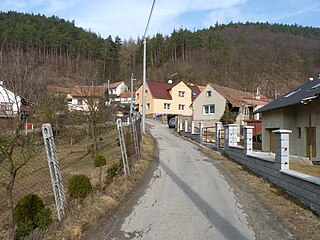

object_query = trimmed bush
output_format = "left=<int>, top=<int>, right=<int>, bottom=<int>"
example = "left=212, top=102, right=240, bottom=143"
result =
left=94, top=154, right=106, bottom=167
left=14, top=194, right=52, bottom=239
left=67, top=174, right=92, bottom=200
left=94, top=154, right=107, bottom=185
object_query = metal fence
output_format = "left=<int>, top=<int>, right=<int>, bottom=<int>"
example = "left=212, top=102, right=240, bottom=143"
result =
left=0, top=112, right=141, bottom=239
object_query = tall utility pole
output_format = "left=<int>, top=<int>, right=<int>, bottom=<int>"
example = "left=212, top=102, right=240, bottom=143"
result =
left=130, top=73, right=135, bottom=116
left=142, top=0, right=156, bottom=134
left=142, top=38, right=147, bottom=133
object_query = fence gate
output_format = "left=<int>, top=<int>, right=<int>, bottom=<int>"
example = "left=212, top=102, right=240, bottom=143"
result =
left=42, top=123, right=66, bottom=221
left=116, top=119, right=130, bottom=175
left=219, top=129, right=225, bottom=148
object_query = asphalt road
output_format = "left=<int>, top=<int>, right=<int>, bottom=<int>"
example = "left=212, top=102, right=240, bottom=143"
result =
left=84, top=120, right=294, bottom=240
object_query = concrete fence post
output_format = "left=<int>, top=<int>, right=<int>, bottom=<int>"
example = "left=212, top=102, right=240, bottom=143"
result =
left=199, top=122, right=204, bottom=143
left=191, top=121, right=195, bottom=134
left=227, top=124, right=238, bottom=147
left=273, top=129, right=292, bottom=170
left=244, top=126, right=254, bottom=154
left=215, top=122, right=222, bottom=150
left=179, top=122, right=183, bottom=131
left=185, top=120, right=188, bottom=132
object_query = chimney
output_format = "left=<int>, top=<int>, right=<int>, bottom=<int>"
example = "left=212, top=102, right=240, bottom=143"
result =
left=168, top=79, right=173, bottom=84
left=255, top=86, right=261, bottom=100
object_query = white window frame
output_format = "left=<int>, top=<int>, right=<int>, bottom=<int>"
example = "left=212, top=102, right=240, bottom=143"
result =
left=178, top=91, right=185, bottom=97
left=178, top=104, right=185, bottom=111
left=164, top=103, right=171, bottom=110
left=77, top=99, right=83, bottom=106
left=203, top=104, right=215, bottom=115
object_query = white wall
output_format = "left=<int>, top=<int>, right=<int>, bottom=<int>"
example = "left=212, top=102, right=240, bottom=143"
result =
left=193, top=84, right=226, bottom=127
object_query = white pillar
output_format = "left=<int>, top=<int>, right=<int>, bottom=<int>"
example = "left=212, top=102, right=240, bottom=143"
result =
left=185, top=120, right=188, bottom=132
left=244, top=126, right=254, bottom=154
left=179, top=122, right=183, bottom=131
left=273, top=129, right=292, bottom=170
left=191, top=121, right=195, bottom=134
left=199, top=122, right=204, bottom=143
left=215, top=122, right=222, bottom=149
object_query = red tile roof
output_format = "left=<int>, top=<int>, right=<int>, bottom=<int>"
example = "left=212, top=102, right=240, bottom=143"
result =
left=146, top=80, right=201, bottom=101
left=147, top=80, right=173, bottom=100
left=119, top=91, right=135, bottom=98
left=47, top=86, right=73, bottom=94
left=71, top=86, right=105, bottom=97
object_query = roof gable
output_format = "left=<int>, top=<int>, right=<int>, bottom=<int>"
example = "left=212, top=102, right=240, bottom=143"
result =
left=209, top=83, right=270, bottom=107
left=255, top=75, right=320, bottom=113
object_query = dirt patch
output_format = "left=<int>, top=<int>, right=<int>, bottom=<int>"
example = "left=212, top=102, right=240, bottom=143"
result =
left=37, top=133, right=155, bottom=240
left=290, top=163, right=320, bottom=178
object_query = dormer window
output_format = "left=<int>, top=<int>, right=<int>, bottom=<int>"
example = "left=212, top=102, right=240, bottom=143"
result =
left=179, top=91, right=185, bottom=97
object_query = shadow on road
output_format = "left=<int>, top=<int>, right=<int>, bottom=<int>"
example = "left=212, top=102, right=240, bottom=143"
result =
left=160, top=161, right=251, bottom=240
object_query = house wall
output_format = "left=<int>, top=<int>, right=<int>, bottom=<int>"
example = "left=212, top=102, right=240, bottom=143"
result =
left=135, top=81, right=193, bottom=117
left=170, top=82, right=193, bottom=116
left=261, top=99, right=320, bottom=160
left=193, top=84, right=226, bottom=127
left=71, top=97, right=100, bottom=111
left=0, top=86, right=21, bottom=116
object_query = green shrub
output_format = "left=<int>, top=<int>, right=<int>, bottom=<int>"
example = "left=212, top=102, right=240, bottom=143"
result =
left=67, top=174, right=92, bottom=200
left=14, top=194, right=52, bottom=239
left=106, top=161, right=122, bottom=184
left=94, top=155, right=107, bottom=186
left=94, top=154, right=106, bottom=167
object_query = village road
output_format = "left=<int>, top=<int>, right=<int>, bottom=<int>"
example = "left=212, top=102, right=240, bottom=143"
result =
left=85, top=120, right=294, bottom=240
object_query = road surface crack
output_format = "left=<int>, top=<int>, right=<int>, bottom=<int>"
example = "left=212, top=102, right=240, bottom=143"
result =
left=152, top=198, right=157, bottom=207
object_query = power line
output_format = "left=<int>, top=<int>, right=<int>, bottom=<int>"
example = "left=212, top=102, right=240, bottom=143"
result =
left=143, top=0, right=156, bottom=38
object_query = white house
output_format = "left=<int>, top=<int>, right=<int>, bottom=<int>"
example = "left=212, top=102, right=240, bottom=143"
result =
left=69, top=85, right=105, bottom=112
left=0, top=82, right=21, bottom=118
left=101, top=81, right=128, bottom=96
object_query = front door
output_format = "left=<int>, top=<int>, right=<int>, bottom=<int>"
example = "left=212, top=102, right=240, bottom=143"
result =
left=306, top=127, right=316, bottom=158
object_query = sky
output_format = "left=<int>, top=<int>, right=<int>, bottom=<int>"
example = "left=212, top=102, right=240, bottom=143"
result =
left=1, top=0, right=320, bottom=40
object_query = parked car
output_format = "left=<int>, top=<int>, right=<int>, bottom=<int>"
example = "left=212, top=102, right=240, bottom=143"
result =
left=168, top=118, right=176, bottom=128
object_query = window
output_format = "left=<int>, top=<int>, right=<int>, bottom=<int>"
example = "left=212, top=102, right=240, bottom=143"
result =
left=206, top=91, right=212, bottom=97
left=178, top=104, right=185, bottom=110
left=77, top=99, right=83, bottom=106
left=164, top=103, right=171, bottom=110
left=178, top=91, right=185, bottom=97
left=136, top=93, right=139, bottom=100
left=297, top=127, right=301, bottom=139
left=203, top=104, right=215, bottom=114
left=147, top=103, right=150, bottom=110
left=145, top=90, right=148, bottom=96
left=0, top=102, right=13, bottom=111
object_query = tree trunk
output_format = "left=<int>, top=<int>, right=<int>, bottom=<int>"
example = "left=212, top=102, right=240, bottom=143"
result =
left=6, top=176, right=15, bottom=240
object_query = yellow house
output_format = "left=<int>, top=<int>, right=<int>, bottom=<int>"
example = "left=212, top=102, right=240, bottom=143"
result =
left=135, top=80, right=201, bottom=117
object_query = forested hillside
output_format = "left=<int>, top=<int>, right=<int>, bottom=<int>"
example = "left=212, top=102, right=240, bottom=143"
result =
left=1, top=11, right=320, bottom=98
left=127, top=22, right=320, bottom=98
left=0, top=11, right=121, bottom=86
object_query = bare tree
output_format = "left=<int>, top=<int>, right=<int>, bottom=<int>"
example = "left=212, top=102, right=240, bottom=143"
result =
left=0, top=50, right=42, bottom=240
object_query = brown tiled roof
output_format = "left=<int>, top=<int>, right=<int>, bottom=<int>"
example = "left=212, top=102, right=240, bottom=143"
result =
left=47, top=86, right=73, bottom=94
left=188, top=84, right=201, bottom=101
left=119, top=91, right=135, bottom=98
left=71, top=86, right=105, bottom=97
left=210, top=83, right=271, bottom=107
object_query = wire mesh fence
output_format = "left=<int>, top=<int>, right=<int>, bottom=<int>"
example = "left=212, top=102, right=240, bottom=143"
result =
left=0, top=112, right=142, bottom=239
